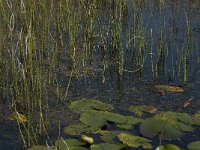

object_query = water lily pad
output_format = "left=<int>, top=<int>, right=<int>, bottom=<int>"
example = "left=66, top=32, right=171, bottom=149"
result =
left=187, top=141, right=200, bottom=150
left=116, top=116, right=143, bottom=129
left=139, top=118, right=183, bottom=139
left=155, top=112, right=194, bottom=132
left=155, top=112, right=194, bottom=125
left=27, top=146, right=56, bottom=150
left=65, top=146, right=89, bottom=150
left=118, top=133, right=152, bottom=149
left=128, top=105, right=157, bottom=117
left=64, top=123, right=98, bottom=135
left=192, top=111, right=200, bottom=125
left=55, top=139, right=86, bottom=149
left=116, top=123, right=134, bottom=129
left=153, top=85, right=184, bottom=93
left=55, top=139, right=85, bottom=148
left=69, top=98, right=113, bottom=113
left=155, top=144, right=181, bottom=150
left=80, top=110, right=107, bottom=129
left=9, top=112, right=27, bottom=123
left=177, top=122, right=194, bottom=132
left=80, top=110, right=142, bottom=130
left=90, top=143, right=126, bottom=150
left=141, top=117, right=183, bottom=139
left=100, top=131, right=124, bottom=143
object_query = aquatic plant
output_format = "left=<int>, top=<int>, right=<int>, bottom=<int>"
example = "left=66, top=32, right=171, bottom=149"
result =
left=0, top=0, right=199, bottom=149
left=27, top=99, right=200, bottom=149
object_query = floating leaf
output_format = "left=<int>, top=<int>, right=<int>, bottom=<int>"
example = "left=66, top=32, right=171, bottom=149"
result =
left=81, top=135, right=94, bottom=144
left=116, top=116, right=143, bottom=129
left=80, top=110, right=142, bottom=130
left=155, top=144, right=181, bottom=150
left=27, top=146, right=56, bottom=150
left=192, top=111, right=200, bottom=125
left=90, top=143, right=126, bottom=150
left=64, top=124, right=98, bottom=135
left=128, top=105, right=157, bottom=117
left=153, top=85, right=184, bottom=93
left=64, top=146, right=89, bottom=150
left=123, top=116, right=143, bottom=124
left=100, top=131, right=124, bottom=143
left=155, top=112, right=194, bottom=125
left=187, top=141, right=200, bottom=150
left=55, top=139, right=85, bottom=149
left=116, top=123, right=134, bottom=129
left=139, top=118, right=183, bottom=139
left=80, top=110, right=107, bottom=129
left=139, top=111, right=195, bottom=144
left=118, top=133, right=152, bottom=149
left=69, top=98, right=113, bottom=113
left=177, top=122, right=194, bottom=132
left=9, top=112, right=27, bottom=123
left=155, top=112, right=194, bottom=132
left=143, top=143, right=154, bottom=149
left=55, top=139, right=85, bottom=148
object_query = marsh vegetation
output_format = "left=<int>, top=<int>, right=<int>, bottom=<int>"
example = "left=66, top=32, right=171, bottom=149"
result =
left=0, top=0, right=200, bottom=149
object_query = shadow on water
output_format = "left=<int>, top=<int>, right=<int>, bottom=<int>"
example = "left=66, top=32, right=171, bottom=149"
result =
left=0, top=0, right=200, bottom=149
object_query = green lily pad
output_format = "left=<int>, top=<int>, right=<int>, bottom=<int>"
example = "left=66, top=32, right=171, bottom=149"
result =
left=139, top=118, right=183, bottom=140
left=177, top=121, right=194, bottom=132
left=90, top=143, right=126, bottom=150
left=116, top=116, right=143, bottom=129
left=69, top=98, right=113, bottom=113
left=193, top=111, right=200, bottom=125
left=64, top=123, right=98, bottom=135
left=155, top=112, right=195, bottom=125
left=80, top=110, right=142, bottom=130
left=80, top=110, right=107, bottom=129
left=55, top=139, right=85, bottom=149
left=27, top=146, right=56, bottom=150
left=128, top=105, right=157, bottom=117
left=155, top=112, right=194, bottom=132
left=55, top=139, right=89, bottom=150
left=118, top=133, right=152, bottom=149
left=155, top=144, right=181, bottom=150
left=65, top=146, right=89, bottom=150
left=187, top=141, right=200, bottom=150
left=100, top=131, right=124, bottom=143
left=116, top=123, right=134, bottom=129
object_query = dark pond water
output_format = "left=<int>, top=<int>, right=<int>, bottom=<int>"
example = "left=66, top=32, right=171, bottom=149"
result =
left=0, top=0, right=200, bottom=149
